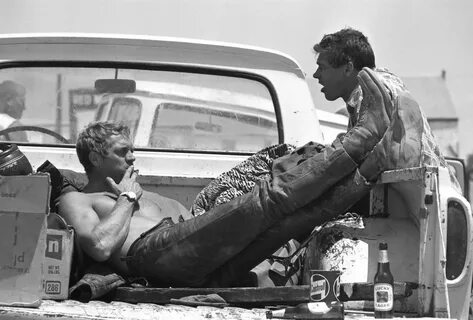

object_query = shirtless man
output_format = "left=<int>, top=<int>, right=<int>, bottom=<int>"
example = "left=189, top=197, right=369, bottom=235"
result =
left=59, top=131, right=193, bottom=275
left=59, top=67, right=393, bottom=287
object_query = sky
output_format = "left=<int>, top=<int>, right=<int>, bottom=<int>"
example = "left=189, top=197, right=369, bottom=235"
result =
left=1, top=0, right=473, bottom=156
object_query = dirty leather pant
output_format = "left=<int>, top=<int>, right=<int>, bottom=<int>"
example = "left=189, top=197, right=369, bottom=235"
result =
left=125, top=142, right=360, bottom=287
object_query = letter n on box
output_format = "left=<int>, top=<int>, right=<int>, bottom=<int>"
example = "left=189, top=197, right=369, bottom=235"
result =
left=43, top=226, right=74, bottom=300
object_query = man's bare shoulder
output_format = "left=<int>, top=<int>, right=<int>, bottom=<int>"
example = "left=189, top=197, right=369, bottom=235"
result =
left=60, top=190, right=89, bottom=202
left=59, top=190, right=116, bottom=210
left=62, top=190, right=116, bottom=199
left=58, top=191, right=93, bottom=214
left=58, top=190, right=119, bottom=225
left=61, top=190, right=99, bottom=201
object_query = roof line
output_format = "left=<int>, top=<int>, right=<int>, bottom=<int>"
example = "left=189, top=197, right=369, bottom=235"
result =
left=0, top=32, right=302, bottom=66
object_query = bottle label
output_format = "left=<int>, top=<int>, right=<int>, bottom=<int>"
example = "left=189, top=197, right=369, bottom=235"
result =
left=307, top=302, right=330, bottom=314
left=374, top=283, right=393, bottom=311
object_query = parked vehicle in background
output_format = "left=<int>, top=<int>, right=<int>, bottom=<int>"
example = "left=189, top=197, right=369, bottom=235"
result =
left=0, top=34, right=470, bottom=319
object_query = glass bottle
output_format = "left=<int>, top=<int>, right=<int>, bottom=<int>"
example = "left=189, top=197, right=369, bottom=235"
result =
left=374, top=242, right=394, bottom=318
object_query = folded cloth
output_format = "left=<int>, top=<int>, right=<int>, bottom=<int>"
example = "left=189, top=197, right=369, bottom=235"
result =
left=69, top=264, right=126, bottom=302
left=170, top=294, right=228, bottom=308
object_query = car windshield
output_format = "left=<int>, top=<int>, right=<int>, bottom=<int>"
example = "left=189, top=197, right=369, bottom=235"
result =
left=0, top=65, right=278, bottom=153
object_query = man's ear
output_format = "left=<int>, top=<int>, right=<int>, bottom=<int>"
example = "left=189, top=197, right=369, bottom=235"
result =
left=344, top=61, right=356, bottom=76
left=88, top=151, right=103, bottom=168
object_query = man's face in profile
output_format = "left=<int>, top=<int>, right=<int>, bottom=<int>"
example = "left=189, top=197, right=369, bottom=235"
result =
left=313, top=52, right=351, bottom=102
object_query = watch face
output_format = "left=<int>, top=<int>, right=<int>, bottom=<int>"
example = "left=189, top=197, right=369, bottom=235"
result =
left=122, top=191, right=136, bottom=201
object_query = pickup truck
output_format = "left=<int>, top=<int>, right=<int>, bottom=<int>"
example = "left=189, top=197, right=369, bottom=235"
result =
left=0, top=33, right=471, bottom=320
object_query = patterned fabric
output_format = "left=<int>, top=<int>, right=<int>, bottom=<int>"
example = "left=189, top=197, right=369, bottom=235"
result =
left=191, top=143, right=296, bottom=216
left=345, top=68, right=460, bottom=190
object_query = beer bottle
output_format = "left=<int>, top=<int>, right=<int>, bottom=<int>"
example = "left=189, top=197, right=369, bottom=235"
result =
left=374, top=242, right=394, bottom=318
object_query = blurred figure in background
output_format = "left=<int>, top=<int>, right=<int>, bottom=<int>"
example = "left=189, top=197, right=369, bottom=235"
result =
left=0, top=80, right=28, bottom=142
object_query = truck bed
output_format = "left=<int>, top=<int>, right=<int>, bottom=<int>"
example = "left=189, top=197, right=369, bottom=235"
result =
left=0, top=283, right=453, bottom=320
left=0, top=299, right=451, bottom=320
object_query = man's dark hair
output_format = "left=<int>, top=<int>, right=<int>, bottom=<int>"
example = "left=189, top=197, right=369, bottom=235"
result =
left=313, top=28, right=376, bottom=70
left=76, top=121, right=130, bottom=174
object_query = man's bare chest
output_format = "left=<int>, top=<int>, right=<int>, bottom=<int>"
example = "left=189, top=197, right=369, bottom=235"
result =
left=91, top=193, right=163, bottom=221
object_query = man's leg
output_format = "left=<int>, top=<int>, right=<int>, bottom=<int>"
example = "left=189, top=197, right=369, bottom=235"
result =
left=272, top=141, right=327, bottom=178
left=126, top=68, right=392, bottom=287
left=204, top=170, right=372, bottom=287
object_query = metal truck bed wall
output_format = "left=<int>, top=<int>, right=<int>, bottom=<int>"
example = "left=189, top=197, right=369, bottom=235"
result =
left=303, top=166, right=472, bottom=319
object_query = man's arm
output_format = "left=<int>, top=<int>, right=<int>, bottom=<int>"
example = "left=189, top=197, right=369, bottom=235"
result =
left=58, top=166, right=143, bottom=262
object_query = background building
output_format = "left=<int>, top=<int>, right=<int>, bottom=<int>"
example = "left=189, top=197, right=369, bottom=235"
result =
left=403, top=71, right=459, bottom=158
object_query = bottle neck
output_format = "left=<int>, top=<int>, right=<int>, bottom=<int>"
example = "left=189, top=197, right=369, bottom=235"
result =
left=378, top=249, right=389, bottom=263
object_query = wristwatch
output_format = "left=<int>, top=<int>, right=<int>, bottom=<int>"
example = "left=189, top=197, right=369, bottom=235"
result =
left=119, top=191, right=137, bottom=203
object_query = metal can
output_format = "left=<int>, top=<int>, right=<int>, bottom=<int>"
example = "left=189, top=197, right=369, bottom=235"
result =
left=309, top=270, right=341, bottom=302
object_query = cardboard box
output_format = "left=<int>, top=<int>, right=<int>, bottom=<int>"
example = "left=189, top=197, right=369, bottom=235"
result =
left=42, top=222, right=74, bottom=300
left=0, top=174, right=50, bottom=307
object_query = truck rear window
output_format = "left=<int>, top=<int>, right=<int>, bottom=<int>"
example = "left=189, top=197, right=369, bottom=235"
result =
left=149, top=103, right=277, bottom=152
left=0, top=66, right=277, bottom=153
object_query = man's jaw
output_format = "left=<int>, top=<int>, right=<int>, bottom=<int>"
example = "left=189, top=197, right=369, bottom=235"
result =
left=321, top=89, right=338, bottom=102
left=109, top=168, right=128, bottom=184
left=319, top=84, right=334, bottom=100
left=319, top=83, right=325, bottom=93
